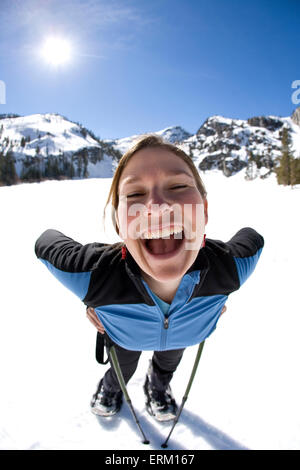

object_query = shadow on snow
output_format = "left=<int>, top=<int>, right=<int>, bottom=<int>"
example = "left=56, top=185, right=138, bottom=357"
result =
left=95, top=404, right=248, bottom=451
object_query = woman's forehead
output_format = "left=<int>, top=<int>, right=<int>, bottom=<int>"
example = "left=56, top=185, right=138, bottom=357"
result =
left=119, top=148, right=194, bottom=183
left=121, top=169, right=194, bottom=187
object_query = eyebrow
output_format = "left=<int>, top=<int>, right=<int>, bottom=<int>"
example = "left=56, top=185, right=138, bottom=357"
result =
left=121, top=170, right=194, bottom=186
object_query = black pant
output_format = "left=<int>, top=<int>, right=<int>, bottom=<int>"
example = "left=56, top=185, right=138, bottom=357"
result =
left=103, top=334, right=185, bottom=393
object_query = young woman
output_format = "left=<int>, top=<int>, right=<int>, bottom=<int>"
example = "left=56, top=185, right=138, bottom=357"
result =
left=35, top=135, right=264, bottom=421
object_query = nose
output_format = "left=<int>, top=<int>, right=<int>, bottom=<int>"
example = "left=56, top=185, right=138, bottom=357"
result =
left=142, top=188, right=172, bottom=217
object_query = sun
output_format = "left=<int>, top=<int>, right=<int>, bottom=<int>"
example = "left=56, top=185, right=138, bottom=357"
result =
left=40, top=37, right=72, bottom=66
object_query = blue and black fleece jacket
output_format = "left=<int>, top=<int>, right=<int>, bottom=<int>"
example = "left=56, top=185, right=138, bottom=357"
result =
left=35, top=227, right=264, bottom=351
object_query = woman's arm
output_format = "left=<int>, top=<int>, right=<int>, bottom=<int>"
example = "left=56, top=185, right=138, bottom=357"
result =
left=226, top=227, right=264, bottom=287
left=35, top=229, right=109, bottom=301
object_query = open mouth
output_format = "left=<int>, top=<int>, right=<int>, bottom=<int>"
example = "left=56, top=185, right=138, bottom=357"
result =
left=140, top=226, right=185, bottom=257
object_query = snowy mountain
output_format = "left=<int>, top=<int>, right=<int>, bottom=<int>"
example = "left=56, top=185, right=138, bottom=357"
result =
left=106, top=110, right=300, bottom=180
left=0, top=113, right=121, bottom=180
left=291, top=106, right=300, bottom=126
left=0, top=109, right=299, bottom=185
left=109, top=111, right=300, bottom=179
left=104, top=126, right=192, bottom=155
left=179, top=112, right=300, bottom=177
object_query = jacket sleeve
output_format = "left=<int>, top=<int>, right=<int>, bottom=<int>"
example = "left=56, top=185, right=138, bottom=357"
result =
left=34, top=229, right=106, bottom=301
left=226, top=227, right=264, bottom=286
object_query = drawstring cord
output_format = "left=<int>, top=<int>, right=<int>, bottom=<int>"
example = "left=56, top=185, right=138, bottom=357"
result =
left=121, top=245, right=127, bottom=259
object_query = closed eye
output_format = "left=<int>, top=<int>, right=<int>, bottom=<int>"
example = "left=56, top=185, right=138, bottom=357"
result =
left=126, top=192, right=144, bottom=198
left=127, top=185, right=188, bottom=197
left=170, top=185, right=188, bottom=190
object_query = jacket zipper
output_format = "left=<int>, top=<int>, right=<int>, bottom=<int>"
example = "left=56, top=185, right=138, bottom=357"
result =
left=159, top=315, right=169, bottom=350
left=129, top=273, right=169, bottom=348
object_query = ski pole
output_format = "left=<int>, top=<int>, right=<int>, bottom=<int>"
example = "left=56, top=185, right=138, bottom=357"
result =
left=161, top=341, right=205, bottom=448
left=109, top=345, right=150, bottom=445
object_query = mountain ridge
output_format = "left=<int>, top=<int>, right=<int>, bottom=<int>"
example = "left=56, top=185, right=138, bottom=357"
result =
left=0, top=108, right=299, bottom=184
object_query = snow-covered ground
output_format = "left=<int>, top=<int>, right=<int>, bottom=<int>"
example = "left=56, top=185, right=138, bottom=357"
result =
left=0, top=171, right=299, bottom=450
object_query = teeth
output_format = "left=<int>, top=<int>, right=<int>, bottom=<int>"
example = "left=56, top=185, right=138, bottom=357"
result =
left=141, top=226, right=183, bottom=240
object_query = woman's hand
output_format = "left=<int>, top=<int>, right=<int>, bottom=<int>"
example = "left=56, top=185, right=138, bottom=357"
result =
left=86, top=307, right=105, bottom=334
left=221, top=305, right=227, bottom=315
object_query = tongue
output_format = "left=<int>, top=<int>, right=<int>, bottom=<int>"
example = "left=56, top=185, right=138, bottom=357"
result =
left=147, top=234, right=181, bottom=255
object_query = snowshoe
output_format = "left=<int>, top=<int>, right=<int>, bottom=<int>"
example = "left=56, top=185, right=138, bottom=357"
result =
left=90, top=379, right=123, bottom=417
left=143, top=363, right=178, bottom=422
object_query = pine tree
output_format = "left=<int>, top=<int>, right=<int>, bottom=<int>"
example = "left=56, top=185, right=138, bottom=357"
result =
left=77, top=153, right=82, bottom=177
left=245, top=150, right=258, bottom=180
left=82, top=148, right=89, bottom=178
left=290, top=158, right=300, bottom=188
left=69, top=157, right=75, bottom=178
left=0, top=150, right=17, bottom=185
left=0, top=150, right=4, bottom=184
left=52, top=156, right=59, bottom=178
left=276, top=127, right=294, bottom=186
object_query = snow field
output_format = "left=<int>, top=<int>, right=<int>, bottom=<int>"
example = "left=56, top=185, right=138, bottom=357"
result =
left=0, top=173, right=299, bottom=450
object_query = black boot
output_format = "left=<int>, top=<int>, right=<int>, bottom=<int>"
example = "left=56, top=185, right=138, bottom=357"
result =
left=143, top=360, right=178, bottom=422
left=90, top=379, right=123, bottom=417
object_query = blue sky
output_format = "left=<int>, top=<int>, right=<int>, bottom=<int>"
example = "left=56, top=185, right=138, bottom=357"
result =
left=0, top=0, right=299, bottom=139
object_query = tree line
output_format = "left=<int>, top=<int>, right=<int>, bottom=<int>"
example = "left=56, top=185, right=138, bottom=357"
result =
left=275, top=127, right=300, bottom=187
left=0, top=149, right=90, bottom=186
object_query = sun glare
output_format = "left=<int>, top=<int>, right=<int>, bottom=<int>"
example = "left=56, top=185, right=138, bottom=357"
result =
left=41, top=37, right=72, bottom=66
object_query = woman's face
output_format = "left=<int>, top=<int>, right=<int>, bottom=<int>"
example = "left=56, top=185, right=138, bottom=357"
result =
left=116, top=147, right=208, bottom=283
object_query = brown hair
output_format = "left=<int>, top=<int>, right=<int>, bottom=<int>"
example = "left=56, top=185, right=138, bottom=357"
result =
left=103, top=134, right=207, bottom=234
